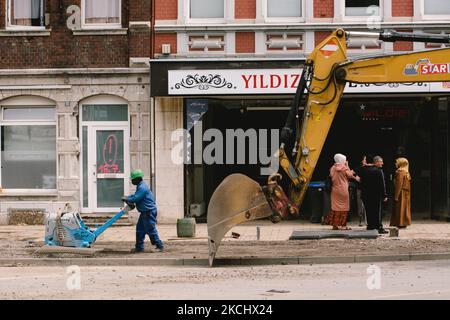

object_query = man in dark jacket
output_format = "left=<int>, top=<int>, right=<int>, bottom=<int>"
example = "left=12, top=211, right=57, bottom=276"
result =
left=354, top=155, right=368, bottom=227
left=123, top=170, right=164, bottom=252
left=358, top=155, right=389, bottom=234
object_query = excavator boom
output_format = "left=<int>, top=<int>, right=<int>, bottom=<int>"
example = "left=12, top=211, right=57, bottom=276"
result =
left=207, top=29, right=450, bottom=266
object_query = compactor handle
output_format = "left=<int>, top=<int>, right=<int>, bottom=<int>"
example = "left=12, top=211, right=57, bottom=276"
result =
left=124, top=200, right=136, bottom=210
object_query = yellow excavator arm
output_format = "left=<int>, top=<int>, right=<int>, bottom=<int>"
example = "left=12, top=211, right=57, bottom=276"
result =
left=283, top=29, right=450, bottom=208
left=207, top=29, right=450, bottom=266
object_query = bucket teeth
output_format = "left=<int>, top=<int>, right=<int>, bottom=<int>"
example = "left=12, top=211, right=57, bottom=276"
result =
left=208, top=238, right=216, bottom=267
left=207, top=174, right=273, bottom=267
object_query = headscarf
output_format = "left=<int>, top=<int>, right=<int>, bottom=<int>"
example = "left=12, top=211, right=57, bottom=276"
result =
left=396, top=157, right=411, bottom=179
left=334, top=153, right=346, bottom=165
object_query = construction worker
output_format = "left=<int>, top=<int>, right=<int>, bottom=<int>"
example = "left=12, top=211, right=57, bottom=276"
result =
left=122, top=170, right=164, bottom=252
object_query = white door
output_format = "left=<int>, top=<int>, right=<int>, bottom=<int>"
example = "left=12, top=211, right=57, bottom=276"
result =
left=83, top=125, right=129, bottom=213
left=80, top=100, right=130, bottom=214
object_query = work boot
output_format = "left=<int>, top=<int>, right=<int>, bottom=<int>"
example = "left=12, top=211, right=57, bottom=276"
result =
left=131, top=248, right=145, bottom=254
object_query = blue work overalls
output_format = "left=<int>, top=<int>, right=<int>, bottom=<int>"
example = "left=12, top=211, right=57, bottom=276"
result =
left=127, top=181, right=164, bottom=251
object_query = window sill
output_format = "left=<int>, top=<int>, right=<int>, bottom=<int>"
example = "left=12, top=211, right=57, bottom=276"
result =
left=0, top=29, right=51, bottom=37
left=340, top=16, right=383, bottom=21
left=0, top=190, right=58, bottom=197
left=186, top=19, right=227, bottom=24
left=263, top=18, right=306, bottom=24
left=420, top=15, right=450, bottom=21
left=72, top=28, right=128, bottom=36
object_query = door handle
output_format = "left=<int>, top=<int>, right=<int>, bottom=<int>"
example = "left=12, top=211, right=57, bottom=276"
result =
left=93, top=165, right=97, bottom=183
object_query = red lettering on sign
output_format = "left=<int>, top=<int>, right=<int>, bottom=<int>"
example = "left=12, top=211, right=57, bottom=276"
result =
left=398, top=109, right=408, bottom=117
left=362, top=108, right=409, bottom=120
left=240, top=73, right=302, bottom=90
left=260, top=75, right=268, bottom=89
left=291, top=74, right=300, bottom=88
left=385, top=109, right=394, bottom=117
left=270, top=75, right=281, bottom=88
left=242, top=75, right=252, bottom=89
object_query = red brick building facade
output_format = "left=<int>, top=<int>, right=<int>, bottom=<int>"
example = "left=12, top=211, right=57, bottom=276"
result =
left=0, top=0, right=151, bottom=68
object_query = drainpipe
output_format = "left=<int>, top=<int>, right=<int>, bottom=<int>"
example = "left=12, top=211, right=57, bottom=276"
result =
left=150, top=0, right=157, bottom=194
left=151, top=0, right=156, bottom=59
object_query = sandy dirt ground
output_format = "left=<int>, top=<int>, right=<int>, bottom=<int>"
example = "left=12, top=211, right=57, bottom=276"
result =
left=1, top=238, right=450, bottom=260
left=1, top=220, right=450, bottom=260
left=1, top=260, right=450, bottom=300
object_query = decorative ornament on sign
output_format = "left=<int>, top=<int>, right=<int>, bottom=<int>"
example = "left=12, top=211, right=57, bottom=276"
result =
left=173, top=74, right=234, bottom=91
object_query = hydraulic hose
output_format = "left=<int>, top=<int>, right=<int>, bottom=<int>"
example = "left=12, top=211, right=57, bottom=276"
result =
left=280, top=64, right=311, bottom=146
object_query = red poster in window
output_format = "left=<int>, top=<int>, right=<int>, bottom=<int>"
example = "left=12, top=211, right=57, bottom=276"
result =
left=98, top=134, right=123, bottom=174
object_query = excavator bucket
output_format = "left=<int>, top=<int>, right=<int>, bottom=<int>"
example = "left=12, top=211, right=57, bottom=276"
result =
left=207, top=173, right=273, bottom=266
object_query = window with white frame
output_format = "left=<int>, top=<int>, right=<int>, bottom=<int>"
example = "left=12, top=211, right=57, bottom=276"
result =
left=345, top=0, right=380, bottom=16
left=0, top=107, right=56, bottom=190
left=7, top=0, right=45, bottom=28
left=189, top=0, right=225, bottom=19
left=83, top=0, right=121, bottom=28
left=423, top=0, right=450, bottom=16
left=267, top=0, right=302, bottom=18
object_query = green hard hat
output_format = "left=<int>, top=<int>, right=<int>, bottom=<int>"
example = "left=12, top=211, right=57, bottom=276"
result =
left=130, top=169, right=144, bottom=179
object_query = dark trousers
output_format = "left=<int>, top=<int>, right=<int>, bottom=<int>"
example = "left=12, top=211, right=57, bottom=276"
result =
left=136, top=211, right=164, bottom=250
left=356, top=189, right=367, bottom=225
left=362, top=196, right=383, bottom=230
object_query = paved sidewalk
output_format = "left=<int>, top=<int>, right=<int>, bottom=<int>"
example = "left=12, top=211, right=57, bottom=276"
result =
left=1, top=219, right=449, bottom=267
left=1, top=219, right=449, bottom=243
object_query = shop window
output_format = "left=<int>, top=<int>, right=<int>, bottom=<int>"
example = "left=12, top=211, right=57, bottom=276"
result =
left=82, top=0, right=121, bottom=28
left=190, top=0, right=225, bottom=19
left=344, top=0, right=381, bottom=17
left=0, top=107, right=56, bottom=190
left=423, top=0, right=450, bottom=17
left=81, top=104, right=128, bottom=122
left=7, top=0, right=45, bottom=29
left=267, top=0, right=302, bottom=18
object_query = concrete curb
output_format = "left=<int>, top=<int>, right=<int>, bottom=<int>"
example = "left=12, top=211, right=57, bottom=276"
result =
left=1, top=253, right=450, bottom=267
